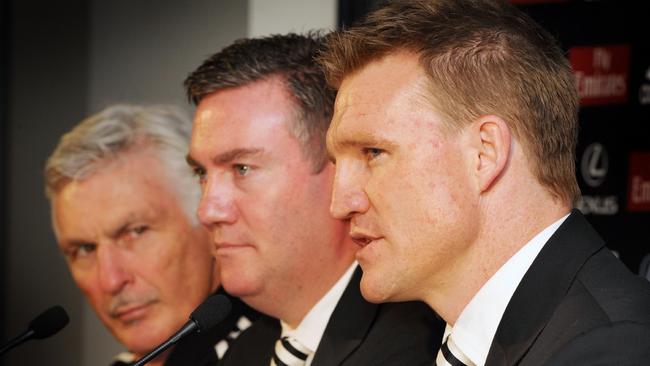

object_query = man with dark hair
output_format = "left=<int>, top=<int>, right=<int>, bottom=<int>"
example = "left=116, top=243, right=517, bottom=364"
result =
left=320, top=0, right=650, bottom=365
left=185, top=33, right=442, bottom=365
left=45, top=104, right=257, bottom=366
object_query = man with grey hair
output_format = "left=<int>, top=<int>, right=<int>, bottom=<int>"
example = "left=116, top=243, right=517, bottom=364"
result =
left=45, top=104, right=256, bottom=366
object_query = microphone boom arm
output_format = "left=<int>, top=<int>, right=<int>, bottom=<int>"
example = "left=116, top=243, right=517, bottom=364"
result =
left=0, top=329, right=35, bottom=356
left=131, top=321, right=197, bottom=366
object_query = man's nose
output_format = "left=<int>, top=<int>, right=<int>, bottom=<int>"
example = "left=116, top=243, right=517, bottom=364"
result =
left=97, top=244, right=131, bottom=295
left=197, top=175, right=239, bottom=228
left=330, top=161, right=371, bottom=219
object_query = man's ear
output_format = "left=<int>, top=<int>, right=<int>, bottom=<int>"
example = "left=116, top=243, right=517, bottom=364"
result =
left=471, top=115, right=511, bottom=193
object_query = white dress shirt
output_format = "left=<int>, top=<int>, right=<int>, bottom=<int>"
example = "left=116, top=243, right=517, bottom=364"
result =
left=279, top=262, right=358, bottom=366
left=442, top=214, right=569, bottom=366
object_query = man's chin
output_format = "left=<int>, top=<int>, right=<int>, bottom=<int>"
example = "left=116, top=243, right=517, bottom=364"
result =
left=221, top=271, right=261, bottom=298
left=359, top=273, right=398, bottom=304
left=111, top=321, right=174, bottom=355
left=120, top=332, right=170, bottom=357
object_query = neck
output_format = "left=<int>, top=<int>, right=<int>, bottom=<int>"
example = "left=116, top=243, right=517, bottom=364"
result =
left=246, top=234, right=357, bottom=328
left=283, top=250, right=356, bottom=328
left=424, top=176, right=570, bottom=325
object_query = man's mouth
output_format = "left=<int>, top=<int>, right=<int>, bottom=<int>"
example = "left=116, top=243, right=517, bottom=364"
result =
left=350, top=230, right=381, bottom=248
left=214, top=241, right=254, bottom=251
left=111, top=300, right=156, bottom=323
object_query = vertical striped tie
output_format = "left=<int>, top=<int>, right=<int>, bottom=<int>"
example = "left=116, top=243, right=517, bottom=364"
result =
left=436, top=336, right=474, bottom=366
left=270, top=336, right=312, bottom=366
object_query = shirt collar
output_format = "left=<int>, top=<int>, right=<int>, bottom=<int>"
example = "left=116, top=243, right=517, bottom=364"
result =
left=280, top=262, right=358, bottom=357
left=447, top=214, right=569, bottom=366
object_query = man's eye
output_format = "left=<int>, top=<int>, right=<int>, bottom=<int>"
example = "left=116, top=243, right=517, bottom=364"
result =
left=234, top=164, right=251, bottom=176
left=363, top=148, right=384, bottom=160
left=192, top=166, right=206, bottom=182
left=127, top=225, right=148, bottom=239
left=67, top=243, right=96, bottom=261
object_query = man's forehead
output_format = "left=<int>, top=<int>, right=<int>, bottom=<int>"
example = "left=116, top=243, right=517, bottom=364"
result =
left=328, top=62, right=433, bottom=146
left=52, top=172, right=171, bottom=235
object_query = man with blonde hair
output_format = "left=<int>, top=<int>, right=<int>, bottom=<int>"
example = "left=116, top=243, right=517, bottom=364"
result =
left=320, top=0, right=650, bottom=365
left=45, top=104, right=255, bottom=366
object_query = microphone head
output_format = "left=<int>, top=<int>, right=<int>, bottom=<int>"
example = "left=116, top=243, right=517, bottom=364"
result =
left=28, top=305, right=70, bottom=339
left=190, top=294, right=232, bottom=332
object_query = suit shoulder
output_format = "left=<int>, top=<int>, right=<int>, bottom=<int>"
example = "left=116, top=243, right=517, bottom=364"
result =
left=545, top=321, right=650, bottom=365
left=575, top=248, right=650, bottom=323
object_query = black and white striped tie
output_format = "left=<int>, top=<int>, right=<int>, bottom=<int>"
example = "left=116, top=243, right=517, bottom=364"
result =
left=270, top=336, right=312, bottom=366
left=436, top=336, right=474, bottom=366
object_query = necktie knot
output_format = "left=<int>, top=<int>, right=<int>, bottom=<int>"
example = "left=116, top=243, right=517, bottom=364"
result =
left=271, top=336, right=312, bottom=366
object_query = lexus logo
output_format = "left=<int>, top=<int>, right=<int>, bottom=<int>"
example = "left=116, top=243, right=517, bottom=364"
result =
left=640, top=66, right=650, bottom=105
left=581, top=143, right=609, bottom=188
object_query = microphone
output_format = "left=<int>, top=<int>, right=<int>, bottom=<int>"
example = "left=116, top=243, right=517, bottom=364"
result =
left=131, top=293, right=232, bottom=366
left=0, top=305, right=70, bottom=356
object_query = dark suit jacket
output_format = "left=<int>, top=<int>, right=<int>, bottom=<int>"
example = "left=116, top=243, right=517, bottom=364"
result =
left=486, top=210, right=650, bottom=365
left=219, top=266, right=444, bottom=365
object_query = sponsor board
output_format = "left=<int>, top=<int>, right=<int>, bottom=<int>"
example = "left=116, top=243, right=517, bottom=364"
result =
left=570, top=45, right=630, bottom=106
left=581, top=142, right=608, bottom=188
left=577, top=142, right=619, bottom=215
left=639, top=66, right=650, bottom=106
left=576, top=195, right=619, bottom=216
left=627, top=152, right=650, bottom=212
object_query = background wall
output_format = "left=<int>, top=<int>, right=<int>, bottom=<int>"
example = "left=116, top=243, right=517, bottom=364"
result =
left=2, top=1, right=335, bottom=365
left=248, top=0, right=336, bottom=37
left=6, top=1, right=89, bottom=365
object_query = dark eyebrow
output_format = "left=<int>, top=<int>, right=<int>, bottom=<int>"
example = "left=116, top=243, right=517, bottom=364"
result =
left=186, top=154, right=202, bottom=169
left=186, top=148, right=265, bottom=170
left=109, top=222, right=131, bottom=240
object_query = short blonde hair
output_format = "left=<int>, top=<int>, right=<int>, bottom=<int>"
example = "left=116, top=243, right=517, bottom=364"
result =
left=318, top=0, right=580, bottom=204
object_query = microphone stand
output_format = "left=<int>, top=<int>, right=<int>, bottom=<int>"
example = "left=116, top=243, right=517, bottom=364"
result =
left=0, top=329, right=35, bottom=356
left=131, top=322, right=196, bottom=366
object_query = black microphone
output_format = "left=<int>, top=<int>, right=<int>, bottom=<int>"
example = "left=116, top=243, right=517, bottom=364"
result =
left=0, top=305, right=70, bottom=356
left=131, top=293, right=232, bottom=366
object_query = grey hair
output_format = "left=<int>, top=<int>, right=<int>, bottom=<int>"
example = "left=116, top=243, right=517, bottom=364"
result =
left=44, top=104, right=200, bottom=224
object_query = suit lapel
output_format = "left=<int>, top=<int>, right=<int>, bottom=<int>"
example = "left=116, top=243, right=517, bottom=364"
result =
left=311, top=266, right=378, bottom=366
left=485, top=210, right=605, bottom=365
